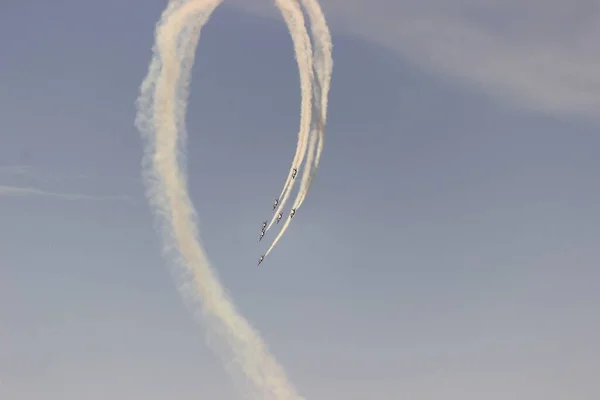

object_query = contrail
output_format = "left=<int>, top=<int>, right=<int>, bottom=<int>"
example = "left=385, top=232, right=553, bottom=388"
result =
left=0, top=165, right=135, bottom=203
left=134, top=0, right=322, bottom=398
left=0, top=185, right=135, bottom=203
left=264, top=0, right=333, bottom=257
left=0, top=165, right=88, bottom=183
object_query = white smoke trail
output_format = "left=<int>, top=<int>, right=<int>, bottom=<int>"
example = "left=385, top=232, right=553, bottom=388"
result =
left=264, top=126, right=318, bottom=258
left=264, top=130, right=316, bottom=257
left=265, top=1, right=315, bottom=233
left=291, top=0, right=333, bottom=211
left=264, top=0, right=333, bottom=257
left=134, top=0, right=319, bottom=398
left=299, top=0, right=333, bottom=188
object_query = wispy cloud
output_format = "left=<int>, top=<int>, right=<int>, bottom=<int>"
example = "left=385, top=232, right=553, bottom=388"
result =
left=0, top=185, right=136, bottom=204
left=0, top=165, right=135, bottom=204
left=233, top=0, right=600, bottom=119
left=0, top=164, right=87, bottom=183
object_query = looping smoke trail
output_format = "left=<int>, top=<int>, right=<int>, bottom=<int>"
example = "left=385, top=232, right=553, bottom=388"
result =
left=264, top=0, right=333, bottom=257
left=299, top=0, right=333, bottom=181
left=265, top=1, right=315, bottom=233
left=134, top=0, right=328, bottom=398
left=293, top=0, right=333, bottom=207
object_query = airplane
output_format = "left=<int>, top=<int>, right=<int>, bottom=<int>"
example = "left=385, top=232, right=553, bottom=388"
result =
left=272, top=199, right=279, bottom=210
left=259, top=231, right=265, bottom=241
left=276, top=213, right=283, bottom=223
left=258, top=255, right=265, bottom=265
left=261, top=220, right=267, bottom=231
left=292, top=168, right=297, bottom=179
left=290, top=208, right=296, bottom=218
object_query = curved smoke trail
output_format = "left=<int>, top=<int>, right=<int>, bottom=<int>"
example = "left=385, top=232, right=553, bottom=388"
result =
left=264, top=0, right=333, bottom=257
left=134, top=0, right=325, bottom=398
left=300, top=0, right=333, bottom=191
left=265, top=1, right=316, bottom=234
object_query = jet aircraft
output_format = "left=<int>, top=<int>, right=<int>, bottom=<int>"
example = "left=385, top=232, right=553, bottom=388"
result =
left=290, top=208, right=296, bottom=218
left=259, top=231, right=265, bottom=241
left=276, top=213, right=283, bottom=223
left=258, top=255, right=265, bottom=265
left=261, top=220, right=267, bottom=231
left=272, top=199, right=279, bottom=210
left=292, top=168, right=297, bottom=179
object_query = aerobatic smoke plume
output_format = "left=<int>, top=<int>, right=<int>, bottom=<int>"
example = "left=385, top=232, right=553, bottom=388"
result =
left=265, top=0, right=315, bottom=235
left=134, top=0, right=332, bottom=398
left=264, top=0, right=333, bottom=257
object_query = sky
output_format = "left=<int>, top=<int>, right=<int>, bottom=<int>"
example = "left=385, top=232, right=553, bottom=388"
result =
left=1, top=1, right=599, bottom=399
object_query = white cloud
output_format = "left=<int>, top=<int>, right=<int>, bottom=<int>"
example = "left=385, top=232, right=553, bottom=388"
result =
left=230, top=0, right=600, bottom=118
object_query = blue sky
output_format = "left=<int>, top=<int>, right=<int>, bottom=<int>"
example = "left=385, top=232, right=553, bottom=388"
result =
left=1, top=1, right=599, bottom=399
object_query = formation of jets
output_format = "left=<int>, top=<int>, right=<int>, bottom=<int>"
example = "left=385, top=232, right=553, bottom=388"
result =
left=257, top=169, right=300, bottom=265
left=257, top=220, right=267, bottom=241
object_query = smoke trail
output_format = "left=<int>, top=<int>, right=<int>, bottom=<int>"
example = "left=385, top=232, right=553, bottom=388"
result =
left=299, top=0, right=333, bottom=189
left=289, top=0, right=333, bottom=208
left=134, top=0, right=319, bottom=398
left=264, top=129, right=315, bottom=257
left=265, top=1, right=315, bottom=233
left=264, top=0, right=333, bottom=257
